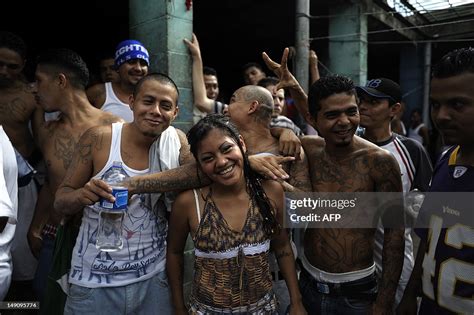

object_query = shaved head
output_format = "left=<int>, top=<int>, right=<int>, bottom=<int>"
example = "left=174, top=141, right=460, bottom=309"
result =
left=234, top=85, right=274, bottom=124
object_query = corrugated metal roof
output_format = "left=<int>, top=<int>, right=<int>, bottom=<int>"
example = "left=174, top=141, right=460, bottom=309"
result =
left=380, top=0, right=474, bottom=40
left=388, top=0, right=474, bottom=22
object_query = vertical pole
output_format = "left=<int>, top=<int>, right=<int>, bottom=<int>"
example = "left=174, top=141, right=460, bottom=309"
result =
left=422, top=42, right=432, bottom=127
left=295, top=0, right=310, bottom=93
left=129, top=0, right=193, bottom=131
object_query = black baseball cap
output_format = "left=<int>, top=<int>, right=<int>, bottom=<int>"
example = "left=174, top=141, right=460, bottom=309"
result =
left=356, top=78, right=401, bottom=103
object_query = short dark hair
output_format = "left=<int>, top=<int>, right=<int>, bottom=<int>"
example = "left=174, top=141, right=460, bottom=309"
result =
left=203, top=66, right=217, bottom=76
left=308, top=75, right=356, bottom=118
left=257, top=77, right=279, bottom=89
left=242, top=62, right=264, bottom=73
left=0, top=31, right=27, bottom=60
left=411, top=108, right=422, bottom=116
left=432, top=47, right=474, bottom=79
left=134, top=72, right=179, bottom=103
left=37, top=48, right=89, bottom=89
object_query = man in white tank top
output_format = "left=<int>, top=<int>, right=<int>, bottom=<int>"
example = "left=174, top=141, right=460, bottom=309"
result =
left=55, top=73, right=194, bottom=314
left=408, top=109, right=430, bottom=148
left=86, top=40, right=150, bottom=122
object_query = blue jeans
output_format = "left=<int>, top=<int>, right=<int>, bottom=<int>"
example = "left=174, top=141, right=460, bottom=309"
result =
left=32, top=235, right=55, bottom=303
left=64, top=270, right=172, bottom=315
left=299, top=269, right=377, bottom=315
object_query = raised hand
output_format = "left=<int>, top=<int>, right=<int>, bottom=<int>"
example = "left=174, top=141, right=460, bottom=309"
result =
left=183, top=33, right=201, bottom=59
left=262, top=48, right=299, bottom=90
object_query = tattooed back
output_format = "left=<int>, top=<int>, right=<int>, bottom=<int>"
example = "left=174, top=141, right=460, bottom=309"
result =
left=0, top=81, right=37, bottom=158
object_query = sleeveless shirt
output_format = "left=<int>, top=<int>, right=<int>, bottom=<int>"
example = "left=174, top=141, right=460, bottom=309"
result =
left=190, top=189, right=275, bottom=311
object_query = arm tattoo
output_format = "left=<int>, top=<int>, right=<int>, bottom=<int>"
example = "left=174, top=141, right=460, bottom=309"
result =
left=378, top=228, right=404, bottom=306
left=373, top=153, right=402, bottom=192
left=77, top=128, right=104, bottom=164
left=275, top=250, right=293, bottom=260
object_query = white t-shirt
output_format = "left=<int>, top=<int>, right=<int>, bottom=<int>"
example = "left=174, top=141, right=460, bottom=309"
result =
left=0, top=126, right=18, bottom=300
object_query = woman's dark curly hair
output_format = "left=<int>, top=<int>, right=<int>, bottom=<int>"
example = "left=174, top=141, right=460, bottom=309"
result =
left=187, top=114, right=279, bottom=236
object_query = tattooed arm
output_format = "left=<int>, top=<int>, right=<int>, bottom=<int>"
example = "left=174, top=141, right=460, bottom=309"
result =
left=54, top=126, right=108, bottom=215
left=126, top=128, right=209, bottom=195
left=371, top=150, right=405, bottom=313
left=288, top=147, right=312, bottom=192
left=270, top=127, right=302, bottom=158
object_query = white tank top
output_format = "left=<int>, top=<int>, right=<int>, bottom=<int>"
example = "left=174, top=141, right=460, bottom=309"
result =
left=101, top=82, right=134, bottom=122
left=69, top=122, right=168, bottom=288
left=408, top=123, right=424, bottom=144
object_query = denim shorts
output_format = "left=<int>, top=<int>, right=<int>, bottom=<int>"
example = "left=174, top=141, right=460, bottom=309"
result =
left=64, top=270, right=171, bottom=314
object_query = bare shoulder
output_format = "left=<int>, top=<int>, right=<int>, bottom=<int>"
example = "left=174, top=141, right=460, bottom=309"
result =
left=78, top=124, right=114, bottom=174
left=355, top=136, right=396, bottom=162
left=97, top=111, right=124, bottom=125
left=355, top=137, right=402, bottom=192
left=81, top=124, right=112, bottom=140
left=175, top=127, right=188, bottom=143
left=86, top=83, right=106, bottom=108
left=301, top=135, right=326, bottom=160
left=173, top=189, right=196, bottom=216
left=301, top=135, right=325, bottom=148
left=0, top=85, right=36, bottom=124
left=175, top=127, right=193, bottom=165
left=262, top=179, right=285, bottom=200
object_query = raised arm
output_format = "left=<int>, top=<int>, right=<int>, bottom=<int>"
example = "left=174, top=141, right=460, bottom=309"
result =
left=309, top=50, right=320, bottom=85
left=183, top=34, right=215, bottom=114
left=262, top=48, right=311, bottom=124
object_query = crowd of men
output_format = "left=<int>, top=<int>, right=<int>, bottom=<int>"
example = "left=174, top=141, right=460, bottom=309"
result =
left=0, top=29, right=472, bottom=314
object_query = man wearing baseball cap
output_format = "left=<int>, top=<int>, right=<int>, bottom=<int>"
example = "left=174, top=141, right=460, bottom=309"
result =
left=357, top=78, right=433, bottom=308
left=87, top=39, right=150, bottom=122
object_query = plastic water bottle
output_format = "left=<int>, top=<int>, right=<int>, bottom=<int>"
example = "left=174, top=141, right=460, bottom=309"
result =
left=96, top=161, right=129, bottom=252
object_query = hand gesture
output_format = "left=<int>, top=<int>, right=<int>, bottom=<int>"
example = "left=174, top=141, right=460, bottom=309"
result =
left=262, top=48, right=299, bottom=90
left=248, top=154, right=294, bottom=180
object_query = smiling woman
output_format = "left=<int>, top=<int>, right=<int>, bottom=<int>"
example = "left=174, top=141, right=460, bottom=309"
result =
left=166, top=114, right=307, bottom=314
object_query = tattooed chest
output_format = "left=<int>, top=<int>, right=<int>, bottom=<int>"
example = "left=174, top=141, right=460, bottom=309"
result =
left=310, top=155, right=373, bottom=191
left=44, top=130, right=79, bottom=171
